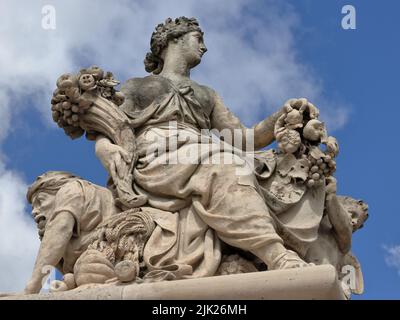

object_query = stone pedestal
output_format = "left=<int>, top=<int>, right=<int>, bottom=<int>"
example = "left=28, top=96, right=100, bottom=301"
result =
left=1, top=265, right=346, bottom=300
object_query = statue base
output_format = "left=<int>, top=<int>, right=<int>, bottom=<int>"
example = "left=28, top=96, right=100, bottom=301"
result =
left=1, top=265, right=346, bottom=300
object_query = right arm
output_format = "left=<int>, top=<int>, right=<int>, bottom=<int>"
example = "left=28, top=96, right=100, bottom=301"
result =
left=95, top=135, right=131, bottom=182
left=93, top=78, right=144, bottom=182
left=24, top=212, right=75, bottom=294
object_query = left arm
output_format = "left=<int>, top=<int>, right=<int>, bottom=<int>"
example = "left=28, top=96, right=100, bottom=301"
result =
left=210, top=92, right=317, bottom=150
left=325, top=177, right=353, bottom=254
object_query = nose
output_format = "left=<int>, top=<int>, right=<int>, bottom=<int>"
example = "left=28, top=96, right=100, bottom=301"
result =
left=32, top=209, right=39, bottom=217
left=200, top=44, right=207, bottom=54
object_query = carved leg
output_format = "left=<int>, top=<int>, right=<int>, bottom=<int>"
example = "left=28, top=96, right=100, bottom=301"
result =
left=192, top=162, right=311, bottom=270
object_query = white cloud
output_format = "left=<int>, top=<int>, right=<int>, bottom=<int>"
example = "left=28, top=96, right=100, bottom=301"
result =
left=384, top=245, right=400, bottom=275
left=0, top=0, right=348, bottom=129
left=0, top=91, right=11, bottom=144
left=0, top=165, right=39, bottom=293
left=0, top=0, right=350, bottom=292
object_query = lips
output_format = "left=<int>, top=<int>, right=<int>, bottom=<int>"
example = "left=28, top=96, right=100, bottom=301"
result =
left=37, top=219, right=47, bottom=230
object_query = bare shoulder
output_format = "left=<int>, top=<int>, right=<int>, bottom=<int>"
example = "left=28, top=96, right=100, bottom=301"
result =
left=120, top=75, right=171, bottom=111
left=188, top=80, right=219, bottom=107
left=121, top=75, right=170, bottom=96
left=190, top=80, right=216, bottom=96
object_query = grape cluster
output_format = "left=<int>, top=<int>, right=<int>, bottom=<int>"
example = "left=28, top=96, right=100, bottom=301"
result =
left=51, top=88, right=92, bottom=139
left=273, top=99, right=339, bottom=189
left=304, top=154, right=336, bottom=188
left=50, top=66, right=124, bottom=139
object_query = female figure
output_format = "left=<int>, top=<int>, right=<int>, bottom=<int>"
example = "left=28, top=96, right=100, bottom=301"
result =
left=95, top=17, right=319, bottom=279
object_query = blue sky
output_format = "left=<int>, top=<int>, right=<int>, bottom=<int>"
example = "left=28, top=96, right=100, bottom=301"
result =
left=285, top=0, right=400, bottom=299
left=0, top=0, right=399, bottom=298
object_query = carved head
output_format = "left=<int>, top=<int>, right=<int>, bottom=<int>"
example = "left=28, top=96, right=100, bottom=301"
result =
left=144, top=17, right=207, bottom=74
left=338, top=196, right=369, bottom=232
left=27, top=171, right=80, bottom=239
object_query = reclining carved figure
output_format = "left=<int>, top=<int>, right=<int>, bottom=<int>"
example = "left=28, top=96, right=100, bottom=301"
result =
left=25, top=171, right=118, bottom=294
left=25, top=171, right=164, bottom=294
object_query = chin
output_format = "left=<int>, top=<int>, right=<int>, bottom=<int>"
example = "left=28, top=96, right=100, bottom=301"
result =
left=188, top=55, right=202, bottom=68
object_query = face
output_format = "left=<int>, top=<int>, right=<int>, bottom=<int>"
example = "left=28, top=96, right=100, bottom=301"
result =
left=349, top=201, right=369, bottom=232
left=31, top=191, right=55, bottom=238
left=178, top=31, right=207, bottom=68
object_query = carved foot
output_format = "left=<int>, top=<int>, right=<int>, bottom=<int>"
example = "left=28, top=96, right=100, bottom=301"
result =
left=271, top=250, right=313, bottom=270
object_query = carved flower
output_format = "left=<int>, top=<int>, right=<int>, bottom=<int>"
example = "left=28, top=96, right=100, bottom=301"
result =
left=99, top=78, right=120, bottom=88
left=78, top=74, right=96, bottom=91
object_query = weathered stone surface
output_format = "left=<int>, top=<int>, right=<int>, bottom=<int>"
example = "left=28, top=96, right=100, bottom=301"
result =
left=2, top=265, right=345, bottom=300
left=17, top=16, right=367, bottom=299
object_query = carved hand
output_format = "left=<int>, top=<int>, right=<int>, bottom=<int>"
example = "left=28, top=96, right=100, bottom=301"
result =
left=95, top=135, right=132, bottom=183
left=325, top=176, right=337, bottom=201
left=24, top=279, right=42, bottom=295
left=283, top=98, right=320, bottom=119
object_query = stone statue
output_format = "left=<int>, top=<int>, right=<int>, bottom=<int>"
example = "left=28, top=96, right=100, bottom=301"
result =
left=21, top=16, right=367, bottom=299
left=25, top=171, right=118, bottom=293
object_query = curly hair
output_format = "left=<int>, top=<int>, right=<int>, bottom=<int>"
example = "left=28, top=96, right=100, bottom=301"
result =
left=144, top=17, right=203, bottom=74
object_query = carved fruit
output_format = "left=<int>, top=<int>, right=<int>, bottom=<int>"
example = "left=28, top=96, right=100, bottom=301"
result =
left=303, top=119, right=326, bottom=142
left=65, top=87, right=81, bottom=102
left=307, top=179, right=315, bottom=188
left=285, top=109, right=303, bottom=129
left=113, top=91, right=125, bottom=106
left=311, top=173, right=320, bottom=180
left=52, top=111, right=60, bottom=121
left=62, top=101, right=71, bottom=110
left=86, top=65, right=104, bottom=80
left=49, top=280, right=68, bottom=293
left=71, top=105, right=79, bottom=113
left=53, top=94, right=67, bottom=102
left=56, top=74, right=77, bottom=89
left=63, top=273, right=76, bottom=290
left=78, top=74, right=96, bottom=90
left=310, top=165, right=319, bottom=173
left=114, top=260, right=137, bottom=282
